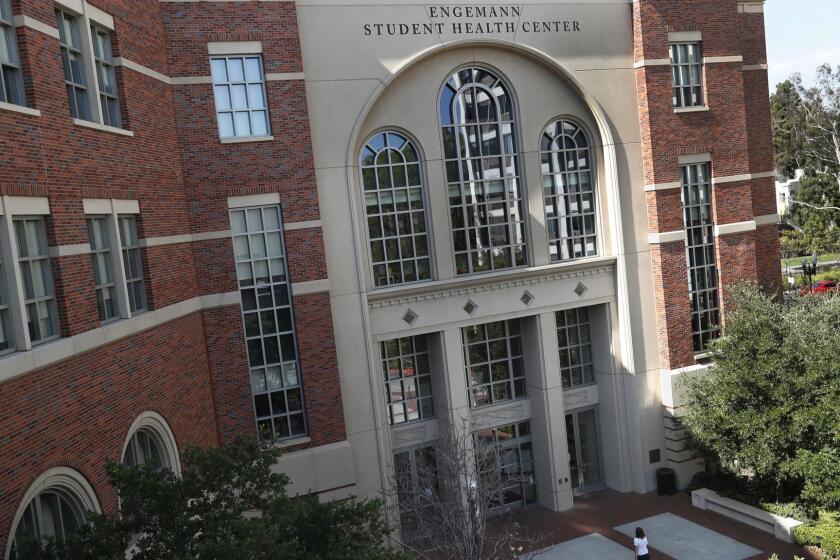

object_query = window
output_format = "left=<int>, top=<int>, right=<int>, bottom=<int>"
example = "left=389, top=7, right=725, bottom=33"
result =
left=541, top=120, right=597, bottom=261
left=86, top=217, right=117, bottom=322
left=394, top=446, right=438, bottom=536
left=118, top=216, right=145, bottom=313
left=0, top=250, right=11, bottom=353
left=474, top=421, right=536, bottom=508
left=10, top=492, right=84, bottom=557
left=556, top=307, right=594, bottom=389
left=55, top=4, right=125, bottom=129
left=381, top=335, right=434, bottom=425
left=122, top=412, right=181, bottom=475
left=56, top=9, right=90, bottom=121
left=681, top=162, right=720, bottom=352
left=91, top=26, right=121, bottom=128
left=440, top=67, right=527, bottom=274
left=14, top=218, right=58, bottom=344
left=8, top=469, right=99, bottom=559
left=462, top=319, right=525, bottom=408
left=211, top=55, right=269, bottom=139
left=670, top=42, right=703, bottom=108
left=361, top=132, right=431, bottom=287
left=231, top=205, right=306, bottom=441
left=124, top=429, right=169, bottom=470
left=0, top=0, right=25, bottom=106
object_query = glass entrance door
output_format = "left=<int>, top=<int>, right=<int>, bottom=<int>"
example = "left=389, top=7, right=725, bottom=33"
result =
left=565, top=406, right=603, bottom=494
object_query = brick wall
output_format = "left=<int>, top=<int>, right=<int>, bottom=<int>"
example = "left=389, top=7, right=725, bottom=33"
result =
left=634, top=0, right=781, bottom=369
left=0, top=0, right=346, bottom=543
left=0, top=313, right=219, bottom=555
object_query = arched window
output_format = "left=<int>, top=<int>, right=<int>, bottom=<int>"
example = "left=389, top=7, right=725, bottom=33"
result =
left=8, top=468, right=99, bottom=559
left=124, top=430, right=169, bottom=470
left=122, top=412, right=180, bottom=473
left=361, top=132, right=431, bottom=287
left=540, top=120, right=597, bottom=261
left=440, top=66, right=527, bottom=275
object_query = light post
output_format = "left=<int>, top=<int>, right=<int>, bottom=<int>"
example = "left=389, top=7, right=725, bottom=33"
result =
left=801, top=254, right=818, bottom=291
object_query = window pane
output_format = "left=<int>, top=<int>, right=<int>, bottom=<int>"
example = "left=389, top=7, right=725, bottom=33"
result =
left=251, top=111, right=268, bottom=136
left=244, top=57, right=262, bottom=81
left=214, top=85, right=231, bottom=110
left=234, top=111, right=251, bottom=136
left=211, top=59, right=227, bottom=83
left=246, top=84, right=264, bottom=108
left=227, top=58, right=244, bottom=82
left=218, top=112, right=234, bottom=137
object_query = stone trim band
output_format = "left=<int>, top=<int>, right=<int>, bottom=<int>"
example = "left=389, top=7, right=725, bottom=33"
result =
left=0, top=281, right=330, bottom=385
left=649, top=214, right=780, bottom=244
left=645, top=170, right=775, bottom=191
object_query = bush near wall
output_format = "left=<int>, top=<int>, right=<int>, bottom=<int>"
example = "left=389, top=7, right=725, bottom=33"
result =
left=794, top=511, right=840, bottom=560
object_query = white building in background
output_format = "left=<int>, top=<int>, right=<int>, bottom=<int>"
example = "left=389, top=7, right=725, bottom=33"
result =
left=776, top=169, right=804, bottom=219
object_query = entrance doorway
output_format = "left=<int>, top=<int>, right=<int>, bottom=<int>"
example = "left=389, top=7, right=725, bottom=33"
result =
left=565, top=406, right=604, bottom=494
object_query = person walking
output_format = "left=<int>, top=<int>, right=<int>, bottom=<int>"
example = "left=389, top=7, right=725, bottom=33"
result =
left=634, top=527, right=650, bottom=560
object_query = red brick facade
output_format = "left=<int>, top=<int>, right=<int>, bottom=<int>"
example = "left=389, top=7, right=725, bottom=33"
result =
left=634, top=0, right=780, bottom=370
left=0, top=0, right=343, bottom=553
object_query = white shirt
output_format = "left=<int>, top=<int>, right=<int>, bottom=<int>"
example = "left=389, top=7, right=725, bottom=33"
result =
left=634, top=537, right=649, bottom=556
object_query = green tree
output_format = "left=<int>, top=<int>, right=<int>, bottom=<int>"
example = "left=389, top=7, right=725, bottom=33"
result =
left=15, top=438, right=406, bottom=560
left=789, top=174, right=840, bottom=255
left=681, top=285, right=840, bottom=509
left=772, top=66, right=840, bottom=254
left=771, top=80, right=806, bottom=178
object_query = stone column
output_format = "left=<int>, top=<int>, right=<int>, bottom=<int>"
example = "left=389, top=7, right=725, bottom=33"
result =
left=522, top=313, right=574, bottom=512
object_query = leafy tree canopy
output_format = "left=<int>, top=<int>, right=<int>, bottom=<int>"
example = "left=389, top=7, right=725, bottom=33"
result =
left=682, top=285, right=840, bottom=510
left=16, top=438, right=406, bottom=560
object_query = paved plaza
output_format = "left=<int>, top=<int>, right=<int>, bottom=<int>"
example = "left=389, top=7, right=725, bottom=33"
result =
left=513, top=490, right=814, bottom=560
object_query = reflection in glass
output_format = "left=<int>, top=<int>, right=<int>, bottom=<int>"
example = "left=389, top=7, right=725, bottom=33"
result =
left=541, top=120, right=597, bottom=261
left=440, top=67, right=526, bottom=275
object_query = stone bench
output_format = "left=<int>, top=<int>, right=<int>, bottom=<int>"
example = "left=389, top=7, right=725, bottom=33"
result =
left=691, top=489, right=803, bottom=543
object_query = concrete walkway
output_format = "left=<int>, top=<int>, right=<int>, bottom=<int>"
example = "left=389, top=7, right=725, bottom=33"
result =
left=510, top=490, right=814, bottom=560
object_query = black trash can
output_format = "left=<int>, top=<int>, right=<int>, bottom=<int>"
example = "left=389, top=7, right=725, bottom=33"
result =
left=656, top=467, right=676, bottom=496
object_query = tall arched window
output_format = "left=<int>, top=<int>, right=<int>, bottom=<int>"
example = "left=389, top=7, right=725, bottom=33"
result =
left=361, top=132, right=431, bottom=287
left=541, top=120, right=597, bottom=262
left=122, top=411, right=181, bottom=474
left=124, top=430, right=168, bottom=470
left=440, top=66, right=526, bottom=275
left=8, top=468, right=99, bottom=559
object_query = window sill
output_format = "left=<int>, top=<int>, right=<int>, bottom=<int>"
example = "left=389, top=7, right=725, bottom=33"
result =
left=674, top=106, right=710, bottom=114
left=0, top=101, right=41, bottom=117
left=694, top=351, right=712, bottom=361
left=219, top=135, right=274, bottom=144
left=72, top=118, right=134, bottom=137
left=273, top=436, right=311, bottom=449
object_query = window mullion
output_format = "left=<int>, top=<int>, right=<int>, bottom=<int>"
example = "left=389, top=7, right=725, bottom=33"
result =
left=108, top=210, right=131, bottom=319
left=0, top=208, right=31, bottom=350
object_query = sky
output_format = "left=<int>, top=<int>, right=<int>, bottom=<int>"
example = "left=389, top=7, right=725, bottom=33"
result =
left=765, top=0, right=840, bottom=90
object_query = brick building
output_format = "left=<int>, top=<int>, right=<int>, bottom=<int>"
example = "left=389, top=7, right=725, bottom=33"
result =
left=0, top=0, right=778, bottom=554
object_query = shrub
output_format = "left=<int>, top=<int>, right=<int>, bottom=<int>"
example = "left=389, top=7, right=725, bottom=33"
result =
left=681, top=285, right=840, bottom=509
left=795, top=511, right=840, bottom=560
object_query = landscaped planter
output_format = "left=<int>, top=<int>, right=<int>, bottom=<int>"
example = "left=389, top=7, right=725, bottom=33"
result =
left=691, top=489, right=803, bottom=543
